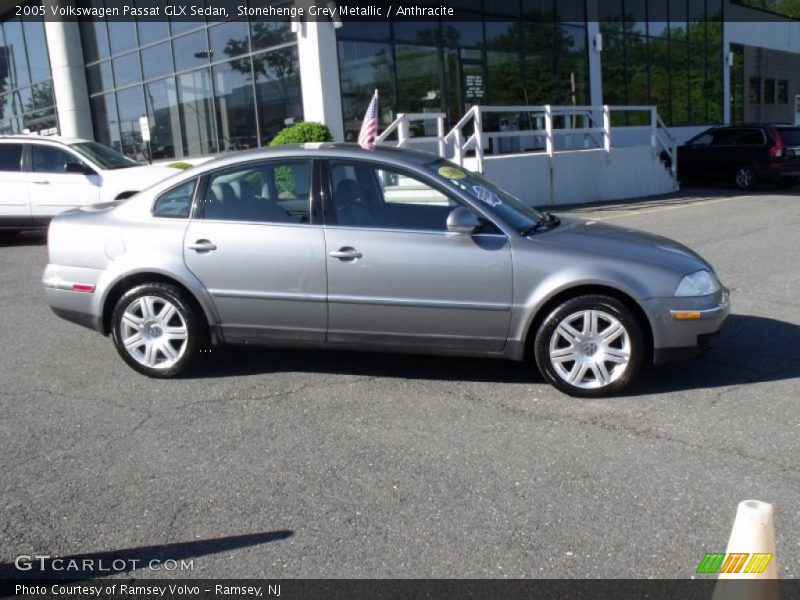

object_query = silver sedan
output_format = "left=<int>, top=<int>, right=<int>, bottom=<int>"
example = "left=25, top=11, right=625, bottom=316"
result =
left=43, top=144, right=729, bottom=397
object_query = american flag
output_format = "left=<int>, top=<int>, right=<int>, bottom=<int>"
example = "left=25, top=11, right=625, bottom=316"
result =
left=358, top=90, right=379, bottom=150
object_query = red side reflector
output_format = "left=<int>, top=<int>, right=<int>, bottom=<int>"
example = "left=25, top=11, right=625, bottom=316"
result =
left=71, top=283, right=95, bottom=293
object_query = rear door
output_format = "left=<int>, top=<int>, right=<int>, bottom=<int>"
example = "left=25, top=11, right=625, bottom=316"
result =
left=183, top=158, right=327, bottom=344
left=26, top=143, right=102, bottom=222
left=0, top=143, right=31, bottom=229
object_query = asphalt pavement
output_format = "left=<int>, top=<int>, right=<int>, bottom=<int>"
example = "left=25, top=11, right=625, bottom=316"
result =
left=1, top=186, right=798, bottom=579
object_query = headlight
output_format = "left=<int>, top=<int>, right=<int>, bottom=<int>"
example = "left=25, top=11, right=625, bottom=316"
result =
left=674, top=269, right=721, bottom=297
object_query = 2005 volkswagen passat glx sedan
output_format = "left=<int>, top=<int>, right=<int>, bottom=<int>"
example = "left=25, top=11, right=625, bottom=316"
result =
left=43, top=144, right=729, bottom=397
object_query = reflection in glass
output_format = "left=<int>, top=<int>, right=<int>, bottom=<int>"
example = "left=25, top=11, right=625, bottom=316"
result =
left=113, top=52, right=142, bottom=88
left=142, top=42, right=174, bottom=81
left=396, top=45, right=444, bottom=118
left=177, top=69, right=216, bottom=156
left=338, top=41, right=396, bottom=141
left=145, top=77, right=181, bottom=160
left=213, top=58, right=258, bottom=151
left=209, top=20, right=250, bottom=62
left=87, top=62, right=114, bottom=95
left=253, top=47, right=303, bottom=144
left=173, top=30, right=210, bottom=72
left=3, top=18, right=31, bottom=88
left=108, top=21, right=138, bottom=56
left=116, top=86, right=147, bottom=160
left=22, top=19, right=50, bottom=83
left=91, top=92, right=121, bottom=151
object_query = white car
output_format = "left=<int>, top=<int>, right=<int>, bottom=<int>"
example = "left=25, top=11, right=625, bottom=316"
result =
left=0, top=136, right=181, bottom=233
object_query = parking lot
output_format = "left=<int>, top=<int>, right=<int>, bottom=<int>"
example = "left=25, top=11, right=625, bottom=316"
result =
left=1, top=187, right=798, bottom=579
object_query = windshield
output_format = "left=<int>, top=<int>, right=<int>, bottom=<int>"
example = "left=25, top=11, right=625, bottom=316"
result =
left=427, top=159, right=547, bottom=233
left=69, top=141, right=139, bottom=170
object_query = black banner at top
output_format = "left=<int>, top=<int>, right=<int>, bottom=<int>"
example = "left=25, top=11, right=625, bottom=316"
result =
left=5, top=0, right=800, bottom=23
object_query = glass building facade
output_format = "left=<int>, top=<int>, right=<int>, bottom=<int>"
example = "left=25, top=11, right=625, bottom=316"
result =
left=599, top=0, right=724, bottom=126
left=0, top=6, right=57, bottom=135
left=79, top=1, right=303, bottom=161
left=336, top=1, right=590, bottom=139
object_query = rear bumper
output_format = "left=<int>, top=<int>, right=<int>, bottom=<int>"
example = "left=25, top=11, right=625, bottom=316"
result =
left=641, top=288, right=730, bottom=365
left=42, top=264, right=104, bottom=333
left=761, top=164, right=800, bottom=180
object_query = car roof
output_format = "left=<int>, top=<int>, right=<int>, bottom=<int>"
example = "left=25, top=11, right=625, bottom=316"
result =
left=0, top=135, right=90, bottom=145
left=195, top=143, right=443, bottom=172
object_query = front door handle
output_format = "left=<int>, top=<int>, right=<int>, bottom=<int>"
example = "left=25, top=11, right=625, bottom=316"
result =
left=33, top=180, right=50, bottom=185
left=329, top=247, right=362, bottom=261
left=187, top=239, right=217, bottom=253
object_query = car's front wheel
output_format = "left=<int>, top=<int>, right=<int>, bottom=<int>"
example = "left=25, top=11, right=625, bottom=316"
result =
left=534, top=295, right=645, bottom=397
left=111, top=283, right=204, bottom=378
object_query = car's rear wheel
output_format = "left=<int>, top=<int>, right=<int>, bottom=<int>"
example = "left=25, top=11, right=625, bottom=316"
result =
left=734, top=163, right=757, bottom=190
left=534, top=295, right=645, bottom=397
left=111, top=283, right=203, bottom=378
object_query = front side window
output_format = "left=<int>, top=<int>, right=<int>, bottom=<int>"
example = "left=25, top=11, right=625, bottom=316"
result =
left=201, top=160, right=312, bottom=224
left=152, top=179, right=197, bottom=219
left=31, top=145, right=79, bottom=173
left=0, top=144, right=23, bottom=172
left=70, top=141, right=138, bottom=169
left=329, top=162, right=458, bottom=231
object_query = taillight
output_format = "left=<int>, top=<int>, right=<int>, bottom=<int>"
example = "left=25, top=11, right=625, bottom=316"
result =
left=770, top=129, right=784, bottom=161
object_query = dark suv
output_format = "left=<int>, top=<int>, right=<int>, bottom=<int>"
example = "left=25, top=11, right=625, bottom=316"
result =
left=676, top=124, right=800, bottom=190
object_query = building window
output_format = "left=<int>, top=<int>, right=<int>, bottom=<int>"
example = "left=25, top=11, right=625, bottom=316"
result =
left=83, top=12, right=303, bottom=159
left=0, top=5, right=57, bottom=135
left=750, top=77, right=762, bottom=104
left=764, top=78, right=775, bottom=104
left=777, top=79, right=789, bottom=104
left=599, top=0, right=723, bottom=126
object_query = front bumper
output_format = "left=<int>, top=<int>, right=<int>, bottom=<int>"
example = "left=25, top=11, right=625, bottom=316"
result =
left=641, top=287, right=730, bottom=365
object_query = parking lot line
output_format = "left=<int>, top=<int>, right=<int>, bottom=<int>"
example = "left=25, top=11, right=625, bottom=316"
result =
left=589, top=195, right=751, bottom=221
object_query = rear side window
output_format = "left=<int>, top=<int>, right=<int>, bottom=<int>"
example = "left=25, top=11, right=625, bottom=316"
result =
left=0, top=144, right=23, bottom=172
left=734, top=129, right=765, bottom=145
left=200, top=160, right=312, bottom=224
left=152, top=179, right=197, bottom=218
left=777, top=128, right=800, bottom=146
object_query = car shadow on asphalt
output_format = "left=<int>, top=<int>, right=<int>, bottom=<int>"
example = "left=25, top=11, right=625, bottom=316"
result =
left=627, top=314, right=800, bottom=396
left=0, top=231, right=47, bottom=247
left=0, top=530, right=293, bottom=580
left=188, top=314, right=798, bottom=395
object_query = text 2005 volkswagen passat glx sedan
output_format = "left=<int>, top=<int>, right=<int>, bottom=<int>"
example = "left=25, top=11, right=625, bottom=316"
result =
left=43, top=144, right=729, bottom=397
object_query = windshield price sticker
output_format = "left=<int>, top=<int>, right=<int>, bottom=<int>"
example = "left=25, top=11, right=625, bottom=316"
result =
left=472, top=185, right=503, bottom=207
left=438, top=166, right=466, bottom=180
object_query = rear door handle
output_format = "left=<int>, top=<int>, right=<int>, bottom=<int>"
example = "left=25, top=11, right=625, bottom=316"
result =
left=329, top=247, right=362, bottom=260
left=187, top=239, right=217, bottom=253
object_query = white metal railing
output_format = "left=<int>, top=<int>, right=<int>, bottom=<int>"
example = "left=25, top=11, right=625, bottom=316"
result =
left=439, top=105, right=676, bottom=180
left=375, top=112, right=446, bottom=156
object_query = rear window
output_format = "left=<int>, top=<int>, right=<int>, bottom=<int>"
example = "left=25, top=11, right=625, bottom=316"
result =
left=777, top=128, right=800, bottom=146
left=0, top=144, right=23, bottom=172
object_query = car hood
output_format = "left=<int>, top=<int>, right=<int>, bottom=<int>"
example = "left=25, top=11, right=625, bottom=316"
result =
left=103, top=164, right=180, bottom=184
left=535, top=217, right=711, bottom=274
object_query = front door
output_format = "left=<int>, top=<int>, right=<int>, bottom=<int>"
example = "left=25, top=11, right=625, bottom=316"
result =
left=0, top=143, right=31, bottom=229
left=26, top=144, right=101, bottom=221
left=323, top=160, right=512, bottom=353
left=183, top=158, right=327, bottom=344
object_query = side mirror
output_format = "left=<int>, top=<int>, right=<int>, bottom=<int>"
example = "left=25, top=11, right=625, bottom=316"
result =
left=446, top=207, right=481, bottom=235
left=65, top=162, right=95, bottom=176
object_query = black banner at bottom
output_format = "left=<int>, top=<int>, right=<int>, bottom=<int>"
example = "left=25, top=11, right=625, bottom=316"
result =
left=0, top=579, right=792, bottom=600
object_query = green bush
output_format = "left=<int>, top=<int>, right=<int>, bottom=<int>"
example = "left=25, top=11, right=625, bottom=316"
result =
left=269, top=122, right=333, bottom=146
left=167, top=161, right=193, bottom=170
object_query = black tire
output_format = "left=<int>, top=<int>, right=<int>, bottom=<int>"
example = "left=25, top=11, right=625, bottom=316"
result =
left=733, top=163, right=757, bottom=190
left=110, top=283, right=205, bottom=378
left=534, top=294, right=645, bottom=398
